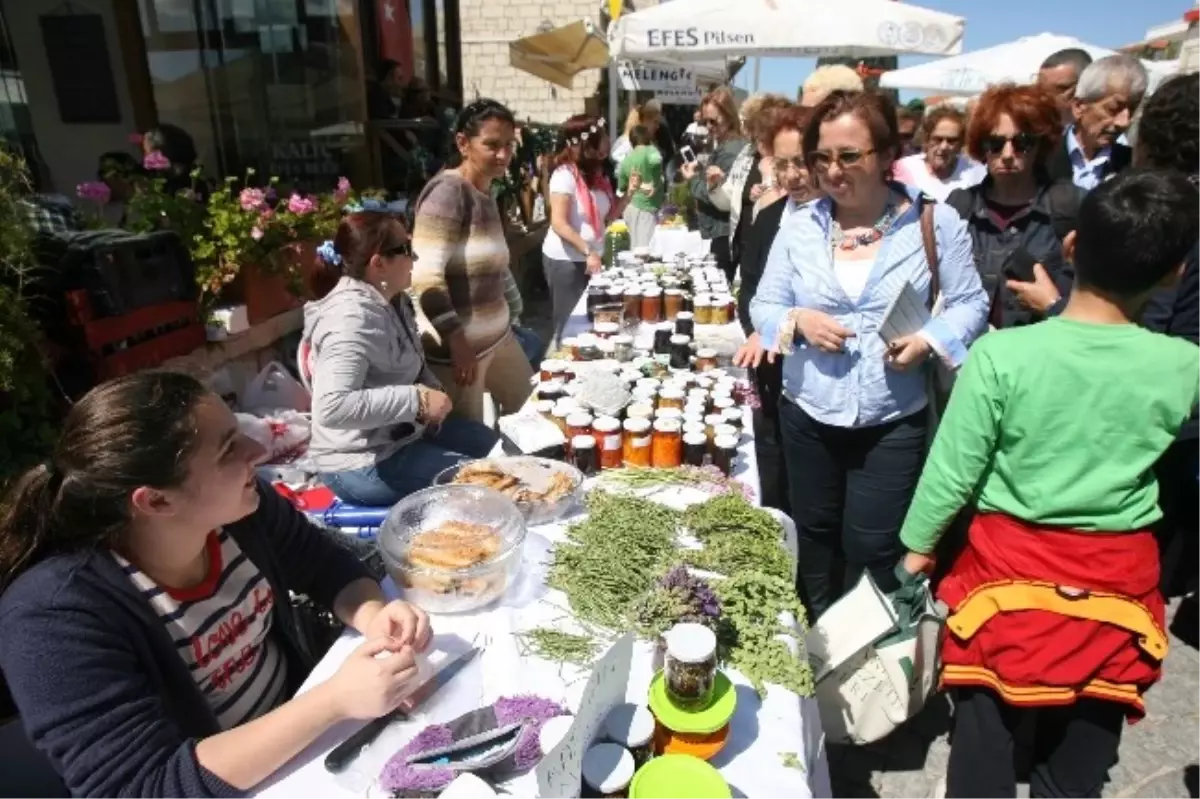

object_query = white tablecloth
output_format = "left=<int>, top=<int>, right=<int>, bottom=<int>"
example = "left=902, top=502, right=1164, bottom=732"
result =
left=648, top=227, right=710, bottom=259
left=256, top=273, right=830, bottom=799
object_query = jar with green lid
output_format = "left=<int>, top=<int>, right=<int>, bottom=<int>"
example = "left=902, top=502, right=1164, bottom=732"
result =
left=603, top=221, right=631, bottom=268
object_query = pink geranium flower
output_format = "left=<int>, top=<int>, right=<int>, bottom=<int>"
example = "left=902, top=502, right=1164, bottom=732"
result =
left=286, top=193, right=317, bottom=215
left=76, top=181, right=111, bottom=203
left=239, top=187, right=266, bottom=211
left=250, top=226, right=264, bottom=241
left=143, top=151, right=171, bottom=171
left=333, top=176, right=352, bottom=202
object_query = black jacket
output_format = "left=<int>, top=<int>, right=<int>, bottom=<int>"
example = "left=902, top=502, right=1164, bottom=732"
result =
left=737, top=195, right=789, bottom=336
left=945, top=177, right=1085, bottom=328
left=0, top=482, right=371, bottom=797
left=1142, top=244, right=1199, bottom=442
left=1045, top=135, right=1132, bottom=187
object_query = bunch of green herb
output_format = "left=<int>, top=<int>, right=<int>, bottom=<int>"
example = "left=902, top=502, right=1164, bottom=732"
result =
left=682, top=493, right=782, bottom=544
left=630, top=565, right=722, bottom=639
left=548, top=492, right=680, bottom=630
left=514, top=628, right=598, bottom=666
left=680, top=532, right=792, bottom=582
left=715, top=571, right=814, bottom=697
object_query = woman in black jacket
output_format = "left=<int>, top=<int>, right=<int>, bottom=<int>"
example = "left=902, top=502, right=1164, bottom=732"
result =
left=733, top=104, right=817, bottom=512
left=1132, top=73, right=1199, bottom=604
left=0, top=372, right=433, bottom=797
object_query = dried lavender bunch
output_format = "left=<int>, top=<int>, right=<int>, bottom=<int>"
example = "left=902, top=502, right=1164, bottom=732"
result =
left=630, top=565, right=722, bottom=639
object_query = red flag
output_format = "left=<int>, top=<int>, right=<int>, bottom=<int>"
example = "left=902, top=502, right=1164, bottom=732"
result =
left=376, top=0, right=414, bottom=79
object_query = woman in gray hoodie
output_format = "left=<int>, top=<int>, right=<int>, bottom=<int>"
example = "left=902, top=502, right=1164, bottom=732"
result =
left=301, top=211, right=498, bottom=506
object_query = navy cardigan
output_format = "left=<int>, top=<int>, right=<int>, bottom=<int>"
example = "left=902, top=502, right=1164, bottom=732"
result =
left=0, top=482, right=371, bottom=797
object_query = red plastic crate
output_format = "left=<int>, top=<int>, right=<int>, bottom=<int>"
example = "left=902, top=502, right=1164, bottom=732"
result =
left=64, top=290, right=206, bottom=379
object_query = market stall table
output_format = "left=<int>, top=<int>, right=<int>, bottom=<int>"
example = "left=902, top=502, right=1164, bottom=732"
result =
left=648, top=226, right=709, bottom=260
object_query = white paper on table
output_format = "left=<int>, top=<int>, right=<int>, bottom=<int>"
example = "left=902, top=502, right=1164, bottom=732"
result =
left=878, top=281, right=930, bottom=346
left=535, top=634, right=634, bottom=798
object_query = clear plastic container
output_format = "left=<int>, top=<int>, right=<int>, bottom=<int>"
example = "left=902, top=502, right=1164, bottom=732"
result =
left=378, top=485, right=527, bottom=614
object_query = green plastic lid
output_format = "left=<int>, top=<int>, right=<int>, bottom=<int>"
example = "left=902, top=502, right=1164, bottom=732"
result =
left=647, top=669, right=736, bottom=735
left=630, top=754, right=731, bottom=799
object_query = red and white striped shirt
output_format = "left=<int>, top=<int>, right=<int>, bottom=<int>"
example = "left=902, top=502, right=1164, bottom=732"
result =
left=114, top=530, right=289, bottom=729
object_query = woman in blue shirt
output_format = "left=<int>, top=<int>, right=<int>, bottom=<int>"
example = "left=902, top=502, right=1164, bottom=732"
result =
left=751, top=91, right=988, bottom=618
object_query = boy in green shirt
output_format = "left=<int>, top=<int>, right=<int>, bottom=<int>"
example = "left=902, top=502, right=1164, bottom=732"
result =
left=617, top=125, right=664, bottom=249
left=899, top=170, right=1199, bottom=798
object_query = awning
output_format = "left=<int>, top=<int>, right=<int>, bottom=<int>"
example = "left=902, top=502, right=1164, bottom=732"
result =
left=509, top=20, right=610, bottom=90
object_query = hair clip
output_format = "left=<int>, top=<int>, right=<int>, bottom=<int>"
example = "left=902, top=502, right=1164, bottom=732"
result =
left=317, top=240, right=342, bottom=268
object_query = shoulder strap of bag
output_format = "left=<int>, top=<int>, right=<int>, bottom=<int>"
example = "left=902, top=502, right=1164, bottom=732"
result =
left=919, top=200, right=939, bottom=311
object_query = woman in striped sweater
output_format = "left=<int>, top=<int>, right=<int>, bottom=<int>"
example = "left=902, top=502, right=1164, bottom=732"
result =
left=411, top=100, right=534, bottom=422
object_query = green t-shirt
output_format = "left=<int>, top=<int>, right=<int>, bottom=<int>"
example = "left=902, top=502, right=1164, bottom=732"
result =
left=617, top=145, right=665, bottom=213
left=900, top=316, right=1200, bottom=553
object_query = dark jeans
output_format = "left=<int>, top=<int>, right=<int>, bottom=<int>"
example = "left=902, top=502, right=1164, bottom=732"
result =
left=511, top=325, right=544, bottom=367
left=778, top=398, right=927, bottom=619
left=542, top=255, right=588, bottom=348
left=751, top=355, right=789, bottom=514
left=1153, top=437, right=1199, bottom=596
left=710, top=235, right=734, bottom=284
left=321, top=417, right=499, bottom=506
left=947, top=688, right=1123, bottom=798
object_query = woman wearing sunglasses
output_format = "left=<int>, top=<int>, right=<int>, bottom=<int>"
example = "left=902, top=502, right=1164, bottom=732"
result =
left=943, top=85, right=1085, bottom=330
left=750, top=91, right=989, bottom=618
left=303, top=210, right=498, bottom=507
left=892, top=104, right=985, bottom=201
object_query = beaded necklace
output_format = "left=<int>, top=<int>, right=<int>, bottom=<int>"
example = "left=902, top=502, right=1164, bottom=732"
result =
left=830, top=202, right=901, bottom=251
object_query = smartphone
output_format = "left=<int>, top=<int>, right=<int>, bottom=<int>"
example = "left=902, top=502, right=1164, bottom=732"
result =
left=680, top=146, right=697, bottom=165
left=1002, top=248, right=1038, bottom=283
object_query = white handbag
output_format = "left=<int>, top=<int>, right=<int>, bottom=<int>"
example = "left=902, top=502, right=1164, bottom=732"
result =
left=805, top=570, right=945, bottom=745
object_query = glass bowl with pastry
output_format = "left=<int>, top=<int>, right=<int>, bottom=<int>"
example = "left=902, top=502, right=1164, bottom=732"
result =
left=432, top=457, right=584, bottom=526
left=378, top=485, right=527, bottom=614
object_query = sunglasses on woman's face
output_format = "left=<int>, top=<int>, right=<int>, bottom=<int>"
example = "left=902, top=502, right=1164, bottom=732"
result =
left=808, top=148, right=876, bottom=171
left=383, top=241, right=417, bottom=260
left=982, top=132, right=1039, bottom=156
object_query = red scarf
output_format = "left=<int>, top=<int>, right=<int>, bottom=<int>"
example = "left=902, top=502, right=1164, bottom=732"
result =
left=570, top=164, right=615, bottom=236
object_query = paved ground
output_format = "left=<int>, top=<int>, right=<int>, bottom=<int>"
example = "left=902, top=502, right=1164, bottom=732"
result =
left=828, top=598, right=1200, bottom=799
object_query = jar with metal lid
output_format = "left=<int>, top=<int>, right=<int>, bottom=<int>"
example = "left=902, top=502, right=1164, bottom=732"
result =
left=622, top=286, right=642, bottom=322
left=652, top=324, right=673, bottom=355
left=540, top=359, right=568, bottom=382
left=658, top=387, right=685, bottom=410
left=713, top=434, right=739, bottom=476
left=551, top=406, right=573, bottom=435
left=694, top=348, right=719, bottom=372
left=668, top=335, right=692, bottom=370
left=566, top=413, right=594, bottom=450
left=594, top=322, right=620, bottom=339
left=622, top=418, right=652, bottom=467
left=664, top=622, right=718, bottom=708
left=713, top=423, right=739, bottom=443
left=603, top=704, right=656, bottom=770
left=571, top=436, right=599, bottom=475
left=663, top=288, right=685, bottom=320
left=721, top=407, right=744, bottom=429
left=582, top=742, right=634, bottom=798
left=651, top=418, right=683, bottom=468
left=537, top=380, right=565, bottom=402
left=654, top=407, right=683, bottom=424
left=612, top=334, right=635, bottom=362
left=641, top=287, right=663, bottom=324
left=710, top=297, right=731, bottom=325
left=592, top=416, right=624, bottom=470
left=674, top=311, right=695, bottom=338
left=704, top=413, right=725, bottom=446
left=683, top=404, right=707, bottom=424
left=625, top=403, right=654, bottom=422
left=687, top=387, right=710, bottom=407
left=586, top=285, right=607, bottom=322
left=693, top=295, right=713, bottom=325
left=683, top=432, right=708, bottom=467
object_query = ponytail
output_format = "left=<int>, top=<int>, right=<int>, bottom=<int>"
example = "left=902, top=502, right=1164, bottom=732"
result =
left=0, top=464, right=59, bottom=591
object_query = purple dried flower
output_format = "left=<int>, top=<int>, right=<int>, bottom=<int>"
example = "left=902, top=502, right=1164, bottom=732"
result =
left=493, top=695, right=568, bottom=726
left=379, top=723, right=455, bottom=793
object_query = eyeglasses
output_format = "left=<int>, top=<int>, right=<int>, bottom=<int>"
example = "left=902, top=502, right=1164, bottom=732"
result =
left=383, top=241, right=417, bottom=260
left=773, top=156, right=808, bottom=175
left=981, top=133, right=1039, bottom=156
left=808, top=148, right=876, bottom=171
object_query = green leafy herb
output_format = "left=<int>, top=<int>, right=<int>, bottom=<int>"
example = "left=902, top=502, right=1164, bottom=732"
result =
left=682, top=493, right=782, bottom=545
left=716, top=572, right=814, bottom=698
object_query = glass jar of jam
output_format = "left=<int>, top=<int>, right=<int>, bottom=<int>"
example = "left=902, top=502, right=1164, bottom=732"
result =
left=651, top=418, right=683, bottom=468
left=551, top=406, right=573, bottom=436
left=612, top=334, right=635, bottom=363
left=635, top=377, right=661, bottom=393
left=683, top=432, right=708, bottom=467
left=626, top=403, right=655, bottom=422
left=631, top=387, right=658, bottom=408
left=674, top=311, right=695, bottom=338
left=560, top=337, right=579, bottom=360
left=566, top=413, right=594, bottom=450
left=658, top=387, right=685, bottom=410
left=687, top=388, right=710, bottom=408
left=622, top=418, right=652, bottom=467
left=592, top=416, right=624, bottom=470
left=641, top=287, right=663, bottom=324
left=693, top=295, right=713, bottom=325
left=533, top=399, right=556, bottom=420
left=721, top=407, right=744, bottom=430
left=539, top=359, right=566, bottom=382
left=622, top=286, right=642, bottom=322
left=682, top=420, right=708, bottom=440
left=694, top=348, right=719, bottom=372
left=603, top=704, right=656, bottom=771
left=663, top=288, right=685, bottom=320
left=652, top=324, right=673, bottom=355
left=593, top=322, right=620, bottom=339
left=711, top=295, right=732, bottom=325
left=712, top=396, right=736, bottom=415
left=713, top=423, right=739, bottom=444
left=704, top=413, right=725, bottom=447
left=654, top=407, right=684, bottom=425
left=669, top=335, right=692, bottom=370
left=713, top=434, right=739, bottom=476
left=571, top=435, right=598, bottom=476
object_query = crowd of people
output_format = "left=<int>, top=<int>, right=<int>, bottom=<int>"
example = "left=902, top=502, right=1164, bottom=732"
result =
left=0, top=46, right=1195, bottom=799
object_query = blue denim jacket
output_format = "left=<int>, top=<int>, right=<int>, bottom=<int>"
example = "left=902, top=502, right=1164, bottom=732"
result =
left=750, top=186, right=989, bottom=429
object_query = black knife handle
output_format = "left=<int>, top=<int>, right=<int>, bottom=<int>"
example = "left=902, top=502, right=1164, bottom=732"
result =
left=324, top=709, right=403, bottom=773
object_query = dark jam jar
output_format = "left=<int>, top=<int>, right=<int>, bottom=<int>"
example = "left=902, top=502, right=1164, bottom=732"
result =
left=683, top=432, right=708, bottom=467
left=652, top=324, right=673, bottom=355
left=586, top=285, right=607, bottom=322
left=571, top=436, right=598, bottom=475
left=674, top=311, right=695, bottom=338
left=669, top=334, right=692, bottom=370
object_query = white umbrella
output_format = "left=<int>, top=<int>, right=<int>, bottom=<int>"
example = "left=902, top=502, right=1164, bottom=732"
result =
left=879, top=33, right=1177, bottom=95
left=608, top=0, right=965, bottom=61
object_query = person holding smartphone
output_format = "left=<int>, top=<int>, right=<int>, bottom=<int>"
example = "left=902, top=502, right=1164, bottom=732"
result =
left=943, top=84, right=1085, bottom=329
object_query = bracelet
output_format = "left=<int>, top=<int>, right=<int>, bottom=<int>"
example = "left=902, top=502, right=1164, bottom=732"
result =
left=415, top=386, right=430, bottom=424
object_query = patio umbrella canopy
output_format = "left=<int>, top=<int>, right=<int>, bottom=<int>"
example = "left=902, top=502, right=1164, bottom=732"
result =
left=879, top=32, right=1178, bottom=95
left=510, top=20, right=610, bottom=89
left=608, top=0, right=965, bottom=61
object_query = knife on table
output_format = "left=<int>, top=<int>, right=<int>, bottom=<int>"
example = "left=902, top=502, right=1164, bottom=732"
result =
left=324, top=647, right=480, bottom=774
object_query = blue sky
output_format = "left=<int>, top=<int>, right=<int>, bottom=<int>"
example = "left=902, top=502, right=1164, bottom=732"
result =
left=735, top=0, right=1192, bottom=100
